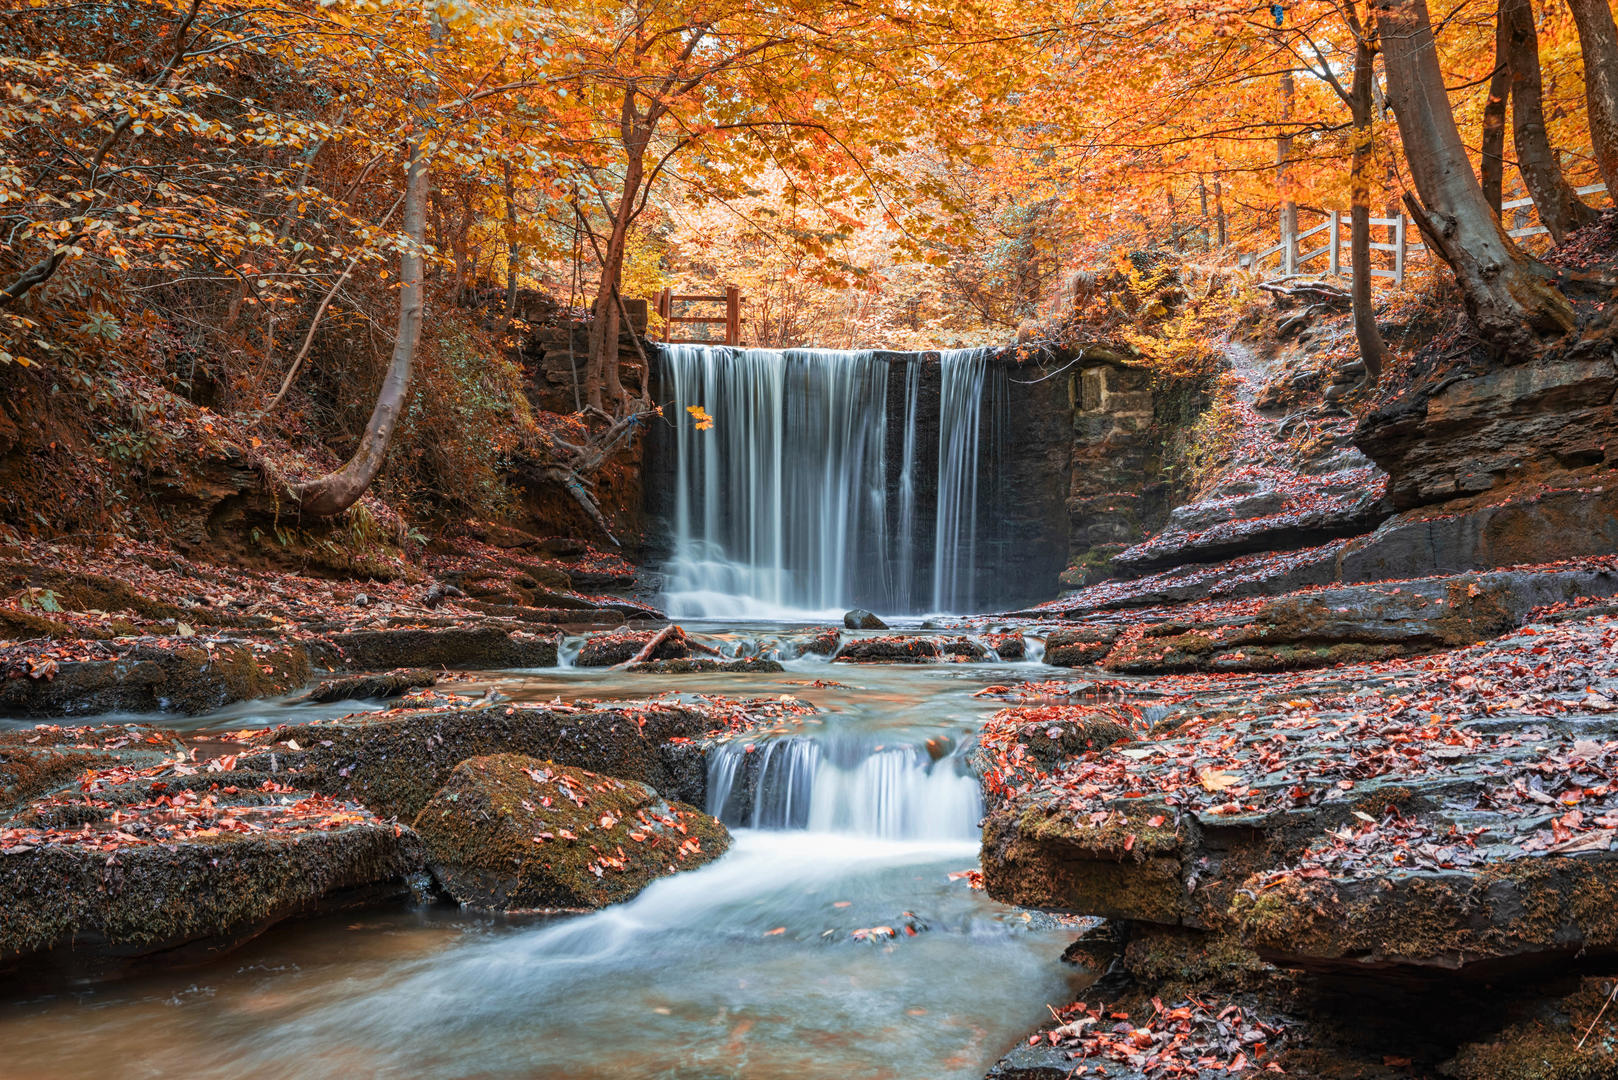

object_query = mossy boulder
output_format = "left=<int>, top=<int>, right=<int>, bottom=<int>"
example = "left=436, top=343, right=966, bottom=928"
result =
left=413, top=754, right=729, bottom=911
left=833, top=635, right=987, bottom=663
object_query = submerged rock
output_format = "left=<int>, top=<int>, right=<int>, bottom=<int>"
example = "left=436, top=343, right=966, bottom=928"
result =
left=413, top=754, right=728, bottom=911
left=843, top=609, right=888, bottom=630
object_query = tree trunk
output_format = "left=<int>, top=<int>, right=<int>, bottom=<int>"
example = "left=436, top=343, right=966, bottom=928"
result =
left=1481, top=26, right=1510, bottom=219
left=1279, top=67, right=1299, bottom=273
left=1373, top=0, right=1574, bottom=341
left=1500, top=0, right=1598, bottom=242
left=585, top=122, right=645, bottom=413
left=1567, top=0, right=1618, bottom=194
left=293, top=134, right=430, bottom=517
left=503, top=159, right=520, bottom=316
left=1349, top=34, right=1388, bottom=382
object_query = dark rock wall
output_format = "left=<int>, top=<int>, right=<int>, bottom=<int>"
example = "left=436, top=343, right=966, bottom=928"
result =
left=1356, top=355, right=1618, bottom=509
left=1063, top=360, right=1172, bottom=585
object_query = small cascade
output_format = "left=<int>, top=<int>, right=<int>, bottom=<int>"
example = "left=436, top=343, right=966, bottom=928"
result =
left=706, top=736, right=982, bottom=840
left=653, top=344, right=996, bottom=618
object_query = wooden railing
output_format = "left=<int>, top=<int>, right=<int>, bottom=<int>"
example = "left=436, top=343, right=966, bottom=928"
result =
left=1237, top=182, right=1609, bottom=284
left=654, top=285, right=743, bottom=345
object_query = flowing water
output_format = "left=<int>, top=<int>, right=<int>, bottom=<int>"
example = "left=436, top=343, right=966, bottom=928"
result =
left=0, top=627, right=1089, bottom=1080
left=655, top=346, right=998, bottom=620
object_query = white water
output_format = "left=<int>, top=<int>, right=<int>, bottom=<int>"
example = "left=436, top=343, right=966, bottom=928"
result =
left=658, top=345, right=993, bottom=620
left=706, top=737, right=983, bottom=840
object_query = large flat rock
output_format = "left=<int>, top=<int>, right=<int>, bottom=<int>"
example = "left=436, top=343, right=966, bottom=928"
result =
left=981, top=616, right=1618, bottom=976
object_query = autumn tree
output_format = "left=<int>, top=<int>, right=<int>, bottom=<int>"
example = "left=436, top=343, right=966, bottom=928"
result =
left=1499, top=0, right=1597, bottom=242
left=1372, top=0, right=1573, bottom=342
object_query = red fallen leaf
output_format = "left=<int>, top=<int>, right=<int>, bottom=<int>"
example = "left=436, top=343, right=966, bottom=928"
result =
left=1147, top=814, right=1167, bottom=827
left=557, top=828, right=577, bottom=840
left=1124, top=833, right=1136, bottom=852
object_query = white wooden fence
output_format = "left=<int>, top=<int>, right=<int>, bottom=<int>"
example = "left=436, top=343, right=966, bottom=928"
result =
left=1237, top=182, right=1609, bottom=283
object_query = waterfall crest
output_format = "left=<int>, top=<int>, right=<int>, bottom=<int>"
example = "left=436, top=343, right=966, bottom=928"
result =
left=705, top=737, right=983, bottom=841
left=656, top=344, right=992, bottom=618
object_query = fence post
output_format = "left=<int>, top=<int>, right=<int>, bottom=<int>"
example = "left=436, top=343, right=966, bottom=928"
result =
left=724, top=285, right=741, bottom=346
left=655, top=288, right=671, bottom=340
left=1393, top=216, right=1406, bottom=285
left=1328, top=213, right=1341, bottom=277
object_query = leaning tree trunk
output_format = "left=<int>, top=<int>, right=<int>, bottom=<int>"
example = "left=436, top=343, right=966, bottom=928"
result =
left=1481, top=21, right=1511, bottom=218
left=1500, top=0, right=1598, bottom=242
left=585, top=137, right=644, bottom=413
left=1372, top=0, right=1574, bottom=342
left=1349, top=34, right=1388, bottom=382
left=293, top=134, right=430, bottom=517
left=1567, top=0, right=1618, bottom=194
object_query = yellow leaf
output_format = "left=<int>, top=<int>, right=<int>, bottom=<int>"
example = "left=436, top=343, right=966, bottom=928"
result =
left=1199, top=769, right=1240, bottom=792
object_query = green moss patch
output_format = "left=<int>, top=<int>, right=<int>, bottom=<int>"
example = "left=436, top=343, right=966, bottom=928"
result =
left=413, top=754, right=728, bottom=911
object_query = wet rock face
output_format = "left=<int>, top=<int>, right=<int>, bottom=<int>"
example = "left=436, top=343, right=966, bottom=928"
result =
left=1065, top=361, right=1169, bottom=585
left=843, top=608, right=887, bottom=630
left=413, top=754, right=728, bottom=912
left=1356, top=357, right=1618, bottom=510
left=1338, top=483, right=1618, bottom=582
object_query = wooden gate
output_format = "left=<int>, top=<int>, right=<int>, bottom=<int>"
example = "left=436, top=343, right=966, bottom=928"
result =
left=654, top=285, right=742, bottom=345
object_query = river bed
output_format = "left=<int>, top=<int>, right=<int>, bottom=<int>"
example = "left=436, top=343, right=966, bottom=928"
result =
left=0, top=624, right=1088, bottom=1080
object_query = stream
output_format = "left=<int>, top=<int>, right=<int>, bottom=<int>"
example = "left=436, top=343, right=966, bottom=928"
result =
left=0, top=624, right=1088, bottom=1080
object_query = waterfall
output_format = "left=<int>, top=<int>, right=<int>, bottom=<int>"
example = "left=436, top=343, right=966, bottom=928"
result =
left=931, top=350, right=987, bottom=613
left=655, top=344, right=993, bottom=618
left=705, top=737, right=983, bottom=841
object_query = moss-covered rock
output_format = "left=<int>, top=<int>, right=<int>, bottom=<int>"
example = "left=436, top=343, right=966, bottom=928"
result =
left=0, top=724, right=177, bottom=816
left=1443, top=976, right=1618, bottom=1080
left=413, top=754, right=728, bottom=911
left=1043, top=627, right=1122, bottom=667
